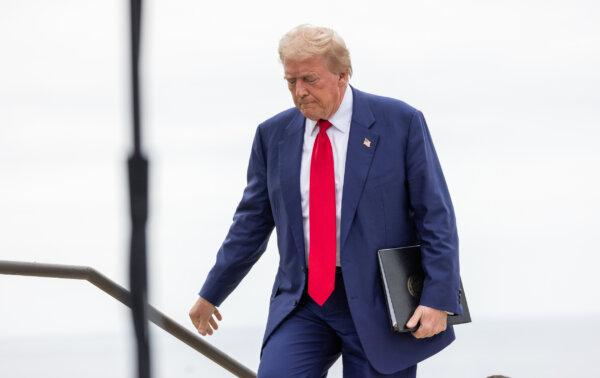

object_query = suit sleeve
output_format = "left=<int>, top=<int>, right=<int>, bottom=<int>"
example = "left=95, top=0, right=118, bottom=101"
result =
left=198, top=125, right=275, bottom=307
left=405, top=110, right=463, bottom=315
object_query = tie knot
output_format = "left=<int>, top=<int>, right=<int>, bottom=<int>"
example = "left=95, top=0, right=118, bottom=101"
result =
left=317, top=119, right=332, bottom=133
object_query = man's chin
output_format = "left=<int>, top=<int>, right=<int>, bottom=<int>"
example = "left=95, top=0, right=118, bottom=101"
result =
left=298, top=109, right=320, bottom=121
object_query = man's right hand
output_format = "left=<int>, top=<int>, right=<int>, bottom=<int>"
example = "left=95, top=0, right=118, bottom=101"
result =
left=189, top=296, right=223, bottom=336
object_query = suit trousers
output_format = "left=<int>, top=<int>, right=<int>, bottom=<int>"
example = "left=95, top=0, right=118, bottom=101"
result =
left=257, top=267, right=418, bottom=378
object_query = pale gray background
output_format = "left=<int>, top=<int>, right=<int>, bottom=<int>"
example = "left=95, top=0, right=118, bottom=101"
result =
left=1, top=0, right=599, bottom=377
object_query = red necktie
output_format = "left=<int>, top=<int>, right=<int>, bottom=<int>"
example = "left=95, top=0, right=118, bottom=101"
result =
left=308, top=119, right=336, bottom=306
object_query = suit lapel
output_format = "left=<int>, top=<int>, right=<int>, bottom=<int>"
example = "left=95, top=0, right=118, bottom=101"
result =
left=278, top=112, right=307, bottom=265
left=339, top=87, right=378, bottom=252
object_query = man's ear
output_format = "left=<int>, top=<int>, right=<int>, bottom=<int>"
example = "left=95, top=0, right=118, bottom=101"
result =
left=338, top=71, right=349, bottom=86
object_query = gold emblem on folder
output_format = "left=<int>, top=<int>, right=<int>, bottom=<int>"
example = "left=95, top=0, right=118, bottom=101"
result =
left=407, top=274, right=424, bottom=298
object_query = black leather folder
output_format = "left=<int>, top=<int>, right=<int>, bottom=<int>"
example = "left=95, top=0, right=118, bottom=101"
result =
left=377, top=244, right=471, bottom=333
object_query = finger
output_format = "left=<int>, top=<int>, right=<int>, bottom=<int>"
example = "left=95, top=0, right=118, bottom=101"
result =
left=427, top=324, right=444, bottom=338
left=189, top=311, right=199, bottom=326
left=201, top=321, right=213, bottom=336
left=411, top=323, right=424, bottom=338
left=432, top=317, right=446, bottom=334
left=412, top=328, right=425, bottom=339
left=421, top=326, right=433, bottom=338
left=406, top=307, right=422, bottom=328
left=190, top=316, right=199, bottom=330
left=197, top=319, right=210, bottom=335
left=414, top=324, right=434, bottom=339
left=209, top=316, right=218, bottom=331
left=436, top=321, right=447, bottom=333
left=214, top=309, right=223, bottom=321
left=438, top=323, right=447, bottom=333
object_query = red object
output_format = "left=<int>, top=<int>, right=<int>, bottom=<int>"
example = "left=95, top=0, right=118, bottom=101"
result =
left=308, top=119, right=337, bottom=306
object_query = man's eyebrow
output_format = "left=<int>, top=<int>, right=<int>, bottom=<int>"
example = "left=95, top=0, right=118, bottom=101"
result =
left=284, top=73, right=318, bottom=80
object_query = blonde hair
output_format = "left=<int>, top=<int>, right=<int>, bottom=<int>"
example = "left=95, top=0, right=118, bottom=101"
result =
left=278, top=24, right=353, bottom=77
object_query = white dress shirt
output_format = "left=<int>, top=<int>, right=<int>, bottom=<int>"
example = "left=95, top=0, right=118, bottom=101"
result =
left=300, top=84, right=352, bottom=268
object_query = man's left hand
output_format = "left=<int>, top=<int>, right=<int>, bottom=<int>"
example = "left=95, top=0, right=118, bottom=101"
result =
left=405, top=305, right=447, bottom=339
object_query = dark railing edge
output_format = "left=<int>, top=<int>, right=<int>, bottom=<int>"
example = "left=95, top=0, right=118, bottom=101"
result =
left=0, top=260, right=256, bottom=378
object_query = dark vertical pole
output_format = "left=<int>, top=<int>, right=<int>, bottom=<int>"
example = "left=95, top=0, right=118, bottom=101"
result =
left=127, top=0, right=151, bottom=377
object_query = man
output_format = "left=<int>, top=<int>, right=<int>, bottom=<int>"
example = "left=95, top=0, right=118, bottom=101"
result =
left=189, top=24, right=463, bottom=377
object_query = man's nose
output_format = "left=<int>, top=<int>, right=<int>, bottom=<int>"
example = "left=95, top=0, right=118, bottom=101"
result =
left=294, top=80, right=308, bottom=98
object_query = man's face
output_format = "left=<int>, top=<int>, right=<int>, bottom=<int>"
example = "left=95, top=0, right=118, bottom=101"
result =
left=283, top=55, right=348, bottom=121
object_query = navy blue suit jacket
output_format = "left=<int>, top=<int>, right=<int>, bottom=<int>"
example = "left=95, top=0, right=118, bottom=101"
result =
left=199, top=86, right=463, bottom=373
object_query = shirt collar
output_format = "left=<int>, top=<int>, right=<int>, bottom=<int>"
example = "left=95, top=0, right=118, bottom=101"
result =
left=307, top=84, right=353, bottom=136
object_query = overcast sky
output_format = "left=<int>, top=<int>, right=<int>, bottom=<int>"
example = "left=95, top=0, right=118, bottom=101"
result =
left=1, top=0, right=599, bottom=352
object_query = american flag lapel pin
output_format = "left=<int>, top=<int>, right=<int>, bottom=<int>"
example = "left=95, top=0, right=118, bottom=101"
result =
left=363, top=137, right=372, bottom=148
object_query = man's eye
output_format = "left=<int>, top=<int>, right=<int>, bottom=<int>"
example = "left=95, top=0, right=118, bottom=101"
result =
left=287, top=79, right=296, bottom=85
left=305, top=77, right=317, bottom=83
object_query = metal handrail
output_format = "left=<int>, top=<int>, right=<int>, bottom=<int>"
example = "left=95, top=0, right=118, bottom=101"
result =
left=0, top=260, right=256, bottom=378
